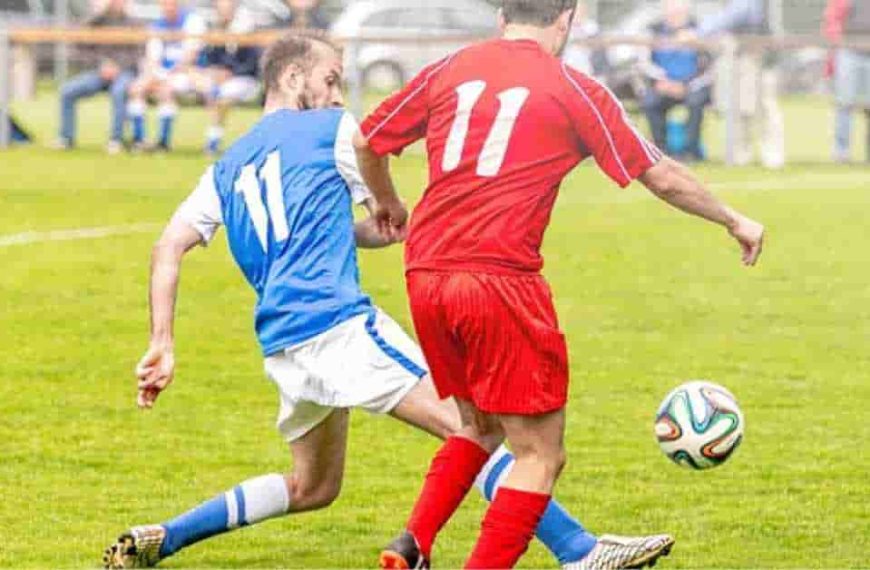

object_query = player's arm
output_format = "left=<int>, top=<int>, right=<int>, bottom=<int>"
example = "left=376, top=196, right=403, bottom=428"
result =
left=352, top=137, right=407, bottom=241
left=354, top=56, right=449, bottom=237
left=335, top=111, right=408, bottom=248
left=639, top=157, right=763, bottom=266
left=137, top=167, right=223, bottom=409
left=563, top=66, right=763, bottom=266
left=136, top=218, right=201, bottom=409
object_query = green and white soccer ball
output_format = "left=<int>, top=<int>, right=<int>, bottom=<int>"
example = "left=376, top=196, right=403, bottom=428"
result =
left=655, top=381, right=744, bottom=470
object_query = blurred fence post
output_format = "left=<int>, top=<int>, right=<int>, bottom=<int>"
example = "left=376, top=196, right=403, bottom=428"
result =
left=722, top=35, right=739, bottom=166
left=54, top=0, right=70, bottom=83
left=346, top=36, right=364, bottom=119
left=0, top=27, right=11, bottom=149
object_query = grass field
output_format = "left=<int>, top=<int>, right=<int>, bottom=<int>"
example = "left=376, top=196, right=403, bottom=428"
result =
left=0, top=92, right=868, bottom=569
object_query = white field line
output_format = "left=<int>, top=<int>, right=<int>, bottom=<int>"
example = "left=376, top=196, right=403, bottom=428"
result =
left=0, top=223, right=161, bottom=248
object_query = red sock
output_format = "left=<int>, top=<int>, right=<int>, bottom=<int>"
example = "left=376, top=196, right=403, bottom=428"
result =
left=465, top=487, right=551, bottom=569
left=406, top=436, right=491, bottom=558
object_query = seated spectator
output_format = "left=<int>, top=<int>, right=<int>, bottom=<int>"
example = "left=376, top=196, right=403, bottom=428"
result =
left=55, top=0, right=140, bottom=154
left=194, top=0, right=260, bottom=155
left=127, top=0, right=206, bottom=151
left=640, top=0, right=713, bottom=162
left=278, top=0, right=330, bottom=30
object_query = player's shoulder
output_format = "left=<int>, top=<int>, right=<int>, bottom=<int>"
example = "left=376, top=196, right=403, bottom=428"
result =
left=220, top=108, right=349, bottom=167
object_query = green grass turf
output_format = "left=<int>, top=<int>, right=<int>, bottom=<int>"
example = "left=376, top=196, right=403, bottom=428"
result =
left=0, top=91, right=868, bottom=568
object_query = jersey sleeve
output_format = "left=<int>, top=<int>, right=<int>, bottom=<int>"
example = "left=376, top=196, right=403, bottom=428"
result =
left=334, top=112, right=372, bottom=205
left=561, top=63, right=662, bottom=188
left=360, top=55, right=453, bottom=157
left=175, top=165, right=223, bottom=245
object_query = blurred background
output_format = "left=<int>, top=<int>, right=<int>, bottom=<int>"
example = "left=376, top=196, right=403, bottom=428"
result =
left=0, top=0, right=867, bottom=164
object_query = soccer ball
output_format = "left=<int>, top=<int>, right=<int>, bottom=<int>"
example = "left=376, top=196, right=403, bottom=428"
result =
left=654, top=381, right=744, bottom=470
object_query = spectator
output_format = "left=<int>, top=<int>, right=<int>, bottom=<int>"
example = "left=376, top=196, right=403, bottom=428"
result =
left=699, top=0, right=785, bottom=169
left=278, top=0, right=330, bottom=30
left=563, top=2, right=607, bottom=76
left=824, top=0, right=870, bottom=164
left=195, top=0, right=260, bottom=155
left=640, top=0, right=713, bottom=162
left=126, top=0, right=206, bottom=152
left=55, top=0, right=140, bottom=154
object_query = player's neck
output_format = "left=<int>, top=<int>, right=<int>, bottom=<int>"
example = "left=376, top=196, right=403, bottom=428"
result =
left=501, top=24, right=558, bottom=55
left=263, top=93, right=302, bottom=115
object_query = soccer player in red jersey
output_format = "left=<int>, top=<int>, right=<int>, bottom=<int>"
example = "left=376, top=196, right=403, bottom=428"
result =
left=354, top=1, right=765, bottom=568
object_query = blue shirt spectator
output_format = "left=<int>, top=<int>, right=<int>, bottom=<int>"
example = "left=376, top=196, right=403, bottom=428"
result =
left=641, top=0, right=713, bottom=161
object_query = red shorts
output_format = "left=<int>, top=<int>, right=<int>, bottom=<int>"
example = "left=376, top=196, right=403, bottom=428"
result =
left=407, top=270, right=569, bottom=415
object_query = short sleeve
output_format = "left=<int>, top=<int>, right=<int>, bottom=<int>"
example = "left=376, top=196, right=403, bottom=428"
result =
left=561, top=63, right=662, bottom=187
left=175, top=165, right=223, bottom=245
left=334, top=112, right=372, bottom=204
left=360, top=55, right=453, bottom=157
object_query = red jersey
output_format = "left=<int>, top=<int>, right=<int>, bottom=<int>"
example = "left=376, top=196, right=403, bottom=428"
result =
left=361, top=38, right=662, bottom=275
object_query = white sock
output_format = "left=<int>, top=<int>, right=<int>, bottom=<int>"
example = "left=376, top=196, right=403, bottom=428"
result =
left=227, top=473, right=290, bottom=528
left=158, top=103, right=178, bottom=119
left=127, top=100, right=145, bottom=117
left=474, top=444, right=514, bottom=501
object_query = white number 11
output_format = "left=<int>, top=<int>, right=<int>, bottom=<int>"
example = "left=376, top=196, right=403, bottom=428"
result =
left=234, top=150, right=289, bottom=252
left=442, top=81, right=530, bottom=177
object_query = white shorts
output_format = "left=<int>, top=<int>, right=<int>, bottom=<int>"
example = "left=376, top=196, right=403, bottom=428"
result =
left=263, top=308, right=427, bottom=442
left=217, top=76, right=260, bottom=103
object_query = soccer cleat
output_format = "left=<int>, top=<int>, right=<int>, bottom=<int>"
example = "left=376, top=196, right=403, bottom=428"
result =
left=379, top=531, right=430, bottom=569
left=103, top=525, right=166, bottom=569
left=562, top=534, right=675, bottom=570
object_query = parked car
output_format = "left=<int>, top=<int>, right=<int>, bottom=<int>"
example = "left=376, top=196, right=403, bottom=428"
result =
left=330, top=0, right=497, bottom=91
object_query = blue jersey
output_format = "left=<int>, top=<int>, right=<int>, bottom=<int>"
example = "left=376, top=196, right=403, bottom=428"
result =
left=147, top=10, right=206, bottom=71
left=177, top=109, right=373, bottom=356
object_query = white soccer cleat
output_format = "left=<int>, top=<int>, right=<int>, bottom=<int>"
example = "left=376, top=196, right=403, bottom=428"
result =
left=563, top=534, right=675, bottom=570
left=103, top=525, right=166, bottom=569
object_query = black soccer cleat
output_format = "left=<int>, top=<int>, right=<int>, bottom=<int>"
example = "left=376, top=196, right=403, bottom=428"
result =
left=379, top=531, right=430, bottom=569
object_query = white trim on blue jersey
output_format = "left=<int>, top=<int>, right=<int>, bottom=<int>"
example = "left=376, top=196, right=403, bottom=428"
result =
left=176, top=111, right=373, bottom=247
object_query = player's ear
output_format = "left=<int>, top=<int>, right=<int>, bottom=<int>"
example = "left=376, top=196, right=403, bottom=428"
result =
left=557, top=8, right=574, bottom=34
left=497, top=8, right=507, bottom=32
left=279, top=64, right=302, bottom=96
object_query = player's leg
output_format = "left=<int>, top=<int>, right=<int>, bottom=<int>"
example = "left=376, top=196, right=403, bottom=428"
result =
left=382, top=398, right=503, bottom=569
left=465, top=409, right=566, bottom=569
left=103, top=407, right=349, bottom=569
left=390, top=376, right=598, bottom=565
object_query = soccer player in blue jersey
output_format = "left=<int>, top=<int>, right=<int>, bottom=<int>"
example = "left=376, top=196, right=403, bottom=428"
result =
left=104, top=33, right=669, bottom=570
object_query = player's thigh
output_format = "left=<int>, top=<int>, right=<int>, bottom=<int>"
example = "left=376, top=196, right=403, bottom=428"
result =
left=406, top=272, right=469, bottom=401
left=389, top=374, right=461, bottom=440
left=287, top=407, right=350, bottom=512
left=454, top=274, right=569, bottom=416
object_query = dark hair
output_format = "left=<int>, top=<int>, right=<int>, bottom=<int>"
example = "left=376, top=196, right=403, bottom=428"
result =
left=260, top=32, right=339, bottom=93
left=500, top=0, right=576, bottom=26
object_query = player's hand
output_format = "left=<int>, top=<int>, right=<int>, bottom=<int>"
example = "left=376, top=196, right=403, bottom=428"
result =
left=728, top=214, right=765, bottom=266
left=135, top=343, right=175, bottom=410
left=373, top=198, right=409, bottom=242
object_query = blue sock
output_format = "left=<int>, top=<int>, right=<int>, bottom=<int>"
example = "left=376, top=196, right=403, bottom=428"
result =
left=159, top=474, right=290, bottom=559
left=475, top=446, right=597, bottom=564
left=127, top=101, right=145, bottom=144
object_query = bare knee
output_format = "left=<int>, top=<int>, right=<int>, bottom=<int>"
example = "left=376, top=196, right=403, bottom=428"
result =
left=513, top=442, right=566, bottom=481
left=284, top=471, right=343, bottom=512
